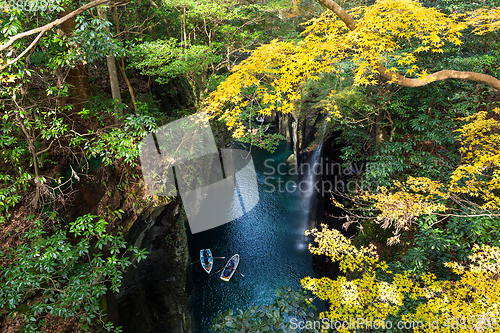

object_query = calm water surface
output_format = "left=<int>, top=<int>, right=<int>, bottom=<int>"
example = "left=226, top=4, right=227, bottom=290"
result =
left=188, top=141, right=321, bottom=332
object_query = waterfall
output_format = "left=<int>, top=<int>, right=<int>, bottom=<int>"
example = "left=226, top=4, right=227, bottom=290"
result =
left=301, top=143, right=324, bottom=225
left=295, top=142, right=324, bottom=251
left=303, top=123, right=327, bottom=211
left=299, top=122, right=327, bottom=245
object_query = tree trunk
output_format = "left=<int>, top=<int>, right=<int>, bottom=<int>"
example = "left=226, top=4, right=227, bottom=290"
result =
left=107, top=53, right=123, bottom=123
left=16, top=114, right=42, bottom=208
left=375, top=110, right=388, bottom=147
left=118, top=58, right=137, bottom=113
left=182, top=6, right=187, bottom=47
left=55, top=67, right=68, bottom=108
left=60, top=6, right=90, bottom=113
left=100, top=8, right=123, bottom=123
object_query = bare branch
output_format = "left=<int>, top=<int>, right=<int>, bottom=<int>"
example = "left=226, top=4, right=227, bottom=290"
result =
left=35, top=139, right=55, bottom=156
left=0, top=0, right=116, bottom=53
left=378, top=65, right=500, bottom=91
left=0, top=31, right=45, bottom=71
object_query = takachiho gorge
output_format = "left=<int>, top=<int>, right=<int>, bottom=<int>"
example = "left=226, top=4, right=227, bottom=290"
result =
left=188, top=141, right=324, bottom=332
left=115, top=113, right=326, bottom=333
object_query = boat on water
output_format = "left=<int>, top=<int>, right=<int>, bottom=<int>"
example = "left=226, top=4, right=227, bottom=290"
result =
left=200, top=249, right=213, bottom=274
left=220, top=254, right=239, bottom=281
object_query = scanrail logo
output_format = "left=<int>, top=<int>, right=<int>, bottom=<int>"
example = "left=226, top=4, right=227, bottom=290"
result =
left=139, top=112, right=259, bottom=233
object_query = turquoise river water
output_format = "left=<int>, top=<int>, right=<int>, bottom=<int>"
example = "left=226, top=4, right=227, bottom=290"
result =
left=188, top=141, right=322, bottom=332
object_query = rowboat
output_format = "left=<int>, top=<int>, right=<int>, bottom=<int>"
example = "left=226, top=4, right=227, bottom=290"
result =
left=220, top=254, right=239, bottom=281
left=200, top=249, right=213, bottom=274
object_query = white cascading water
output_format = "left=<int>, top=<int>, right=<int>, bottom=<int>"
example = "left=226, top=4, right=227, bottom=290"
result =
left=301, top=142, right=324, bottom=223
left=295, top=141, right=324, bottom=251
left=303, top=124, right=327, bottom=213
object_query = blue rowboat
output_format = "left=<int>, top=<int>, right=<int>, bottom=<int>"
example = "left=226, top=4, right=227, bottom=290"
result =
left=200, top=249, right=213, bottom=274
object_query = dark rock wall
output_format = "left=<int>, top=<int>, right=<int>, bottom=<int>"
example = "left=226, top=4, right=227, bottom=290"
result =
left=57, top=161, right=193, bottom=333
left=114, top=200, right=193, bottom=333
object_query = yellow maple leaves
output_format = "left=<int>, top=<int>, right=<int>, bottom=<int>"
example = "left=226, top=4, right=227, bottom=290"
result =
left=205, top=39, right=328, bottom=137
left=305, top=224, right=380, bottom=274
left=302, top=224, right=500, bottom=333
left=357, top=177, right=448, bottom=243
left=205, top=0, right=500, bottom=138
left=450, top=108, right=500, bottom=210
left=0, top=62, right=17, bottom=83
left=301, top=0, right=469, bottom=85
left=466, top=8, right=500, bottom=35
left=353, top=107, right=500, bottom=241
left=301, top=224, right=406, bottom=329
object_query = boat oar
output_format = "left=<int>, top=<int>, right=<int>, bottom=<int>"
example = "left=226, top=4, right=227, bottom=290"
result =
left=210, top=267, right=224, bottom=277
left=236, top=269, right=244, bottom=277
left=194, top=257, right=224, bottom=265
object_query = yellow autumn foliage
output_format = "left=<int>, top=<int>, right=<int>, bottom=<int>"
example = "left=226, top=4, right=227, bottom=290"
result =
left=204, top=0, right=500, bottom=138
left=302, top=224, right=500, bottom=333
left=205, top=38, right=328, bottom=138
left=356, top=177, right=448, bottom=243
left=302, top=0, right=467, bottom=85
left=450, top=108, right=500, bottom=210
left=305, top=224, right=380, bottom=274
left=353, top=107, right=500, bottom=242
left=467, top=7, right=500, bottom=35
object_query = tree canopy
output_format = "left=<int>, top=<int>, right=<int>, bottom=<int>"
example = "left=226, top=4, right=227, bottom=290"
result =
left=205, top=0, right=500, bottom=136
left=1, top=0, right=500, bottom=331
left=0, top=0, right=314, bottom=331
left=203, top=0, right=500, bottom=331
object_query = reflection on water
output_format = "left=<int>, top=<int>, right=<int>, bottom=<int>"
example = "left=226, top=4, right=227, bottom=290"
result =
left=188, top=141, right=321, bottom=332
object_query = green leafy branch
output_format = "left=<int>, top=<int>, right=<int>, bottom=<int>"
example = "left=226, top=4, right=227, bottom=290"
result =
left=0, top=213, right=148, bottom=332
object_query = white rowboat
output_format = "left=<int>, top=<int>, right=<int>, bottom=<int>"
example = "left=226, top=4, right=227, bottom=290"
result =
left=220, top=254, right=239, bottom=281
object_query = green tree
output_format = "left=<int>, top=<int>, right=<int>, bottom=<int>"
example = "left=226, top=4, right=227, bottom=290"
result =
left=0, top=1, right=161, bottom=331
left=211, top=286, right=318, bottom=333
left=0, top=214, right=147, bottom=332
left=130, top=0, right=309, bottom=111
